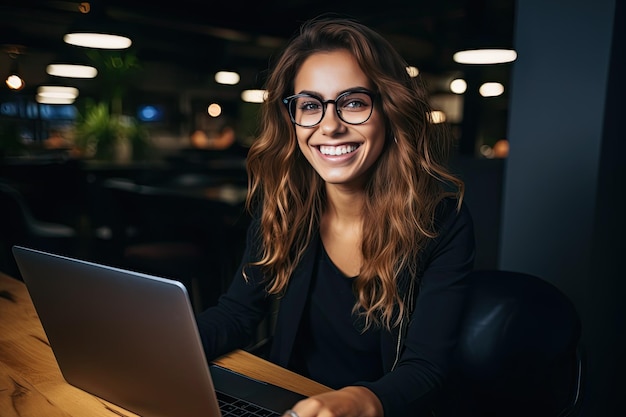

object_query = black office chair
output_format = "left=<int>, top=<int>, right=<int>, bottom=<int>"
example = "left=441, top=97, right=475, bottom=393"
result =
left=435, top=270, right=584, bottom=417
left=0, top=180, right=76, bottom=278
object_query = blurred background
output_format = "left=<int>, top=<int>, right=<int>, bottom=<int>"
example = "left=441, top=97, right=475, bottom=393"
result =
left=0, top=0, right=515, bottom=290
left=0, top=0, right=623, bottom=416
left=0, top=0, right=516, bottom=157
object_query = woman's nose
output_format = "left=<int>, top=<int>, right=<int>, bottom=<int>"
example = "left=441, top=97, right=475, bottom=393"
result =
left=319, top=103, right=345, bottom=135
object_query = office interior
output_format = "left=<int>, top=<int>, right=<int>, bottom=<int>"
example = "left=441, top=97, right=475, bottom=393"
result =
left=0, top=1, right=623, bottom=416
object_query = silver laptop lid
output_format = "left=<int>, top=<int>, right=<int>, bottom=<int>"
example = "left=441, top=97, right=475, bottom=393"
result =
left=13, top=245, right=222, bottom=417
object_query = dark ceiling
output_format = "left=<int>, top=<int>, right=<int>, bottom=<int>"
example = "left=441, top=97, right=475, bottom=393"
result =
left=1, top=0, right=516, bottom=91
left=0, top=0, right=517, bottom=146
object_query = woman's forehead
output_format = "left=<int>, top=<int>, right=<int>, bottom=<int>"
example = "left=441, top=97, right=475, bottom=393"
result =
left=293, top=50, right=372, bottom=97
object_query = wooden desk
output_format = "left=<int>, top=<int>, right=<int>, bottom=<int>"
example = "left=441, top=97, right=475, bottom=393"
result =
left=0, top=272, right=330, bottom=416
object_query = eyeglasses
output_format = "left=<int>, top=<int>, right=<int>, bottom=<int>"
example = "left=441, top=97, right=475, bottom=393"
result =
left=283, top=89, right=375, bottom=127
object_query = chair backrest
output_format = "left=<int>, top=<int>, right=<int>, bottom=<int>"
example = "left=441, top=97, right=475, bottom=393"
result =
left=435, top=270, right=584, bottom=417
left=0, top=180, right=75, bottom=270
left=0, top=180, right=31, bottom=240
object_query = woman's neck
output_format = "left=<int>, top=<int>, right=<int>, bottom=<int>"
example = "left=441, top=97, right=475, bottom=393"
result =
left=321, top=185, right=365, bottom=277
left=324, top=183, right=365, bottom=222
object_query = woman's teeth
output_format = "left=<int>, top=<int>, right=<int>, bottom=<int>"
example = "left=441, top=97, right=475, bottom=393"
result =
left=319, top=144, right=358, bottom=156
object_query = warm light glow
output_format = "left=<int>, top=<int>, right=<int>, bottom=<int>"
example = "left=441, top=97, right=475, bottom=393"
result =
left=479, top=139, right=509, bottom=159
left=493, top=139, right=509, bottom=158
left=428, top=111, right=447, bottom=124
left=215, top=71, right=240, bottom=85
left=449, top=78, right=467, bottom=94
left=453, top=49, right=517, bottom=64
left=241, top=89, right=267, bottom=103
left=406, top=66, right=419, bottom=77
left=37, top=86, right=79, bottom=99
left=5, top=74, right=25, bottom=90
left=47, top=64, right=98, bottom=78
left=208, top=103, right=222, bottom=117
left=63, top=33, right=132, bottom=49
left=479, top=82, right=504, bottom=97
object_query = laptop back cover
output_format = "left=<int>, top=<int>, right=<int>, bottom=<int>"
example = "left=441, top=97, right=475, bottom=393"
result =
left=13, top=245, right=221, bottom=417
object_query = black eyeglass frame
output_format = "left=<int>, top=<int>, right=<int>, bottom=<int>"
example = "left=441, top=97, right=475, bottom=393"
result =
left=282, top=88, right=377, bottom=127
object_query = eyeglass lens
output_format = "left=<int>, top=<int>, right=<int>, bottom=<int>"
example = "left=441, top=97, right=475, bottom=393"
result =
left=288, top=91, right=373, bottom=127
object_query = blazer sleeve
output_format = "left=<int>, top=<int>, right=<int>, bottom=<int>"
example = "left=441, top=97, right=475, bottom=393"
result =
left=357, top=200, right=476, bottom=417
left=195, top=216, right=273, bottom=360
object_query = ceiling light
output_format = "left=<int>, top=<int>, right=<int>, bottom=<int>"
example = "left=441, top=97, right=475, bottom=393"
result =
left=208, top=103, right=222, bottom=117
left=63, top=2, right=132, bottom=49
left=36, top=95, right=76, bottom=104
left=46, top=64, right=98, bottom=78
left=6, top=74, right=25, bottom=90
left=449, top=79, right=467, bottom=94
left=37, top=86, right=79, bottom=99
left=63, top=33, right=132, bottom=49
left=241, top=89, right=267, bottom=103
left=428, top=111, right=447, bottom=124
left=406, top=66, right=419, bottom=77
left=4, top=50, right=25, bottom=90
left=453, top=49, right=517, bottom=65
left=215, top=71, right=240, bottom=85
left=479, top=82, right=504, bottom=97
left=429, top=94, right=463, bottom=124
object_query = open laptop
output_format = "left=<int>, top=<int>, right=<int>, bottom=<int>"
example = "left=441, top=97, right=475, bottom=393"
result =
left=13, top=245, right=306, bottom=417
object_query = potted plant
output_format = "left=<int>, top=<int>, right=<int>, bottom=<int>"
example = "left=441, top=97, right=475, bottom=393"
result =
left=74, top=100, right=148, bottom=161
left=73, top=50, right=150, bottom=162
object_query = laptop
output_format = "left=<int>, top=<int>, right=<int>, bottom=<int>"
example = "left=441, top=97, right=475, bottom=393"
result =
left=12, top=245, right=306, bottom=417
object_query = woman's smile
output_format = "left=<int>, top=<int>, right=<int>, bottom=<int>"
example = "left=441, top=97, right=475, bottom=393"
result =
left=318, top=144, right=360, bottom=156
left=293, top=49, right=385, bottom=187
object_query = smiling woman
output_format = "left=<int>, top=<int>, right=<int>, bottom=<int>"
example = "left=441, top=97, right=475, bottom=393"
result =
left=196, top=15, right=475, bottom=417
left=289, top=50, right=385, bottom=188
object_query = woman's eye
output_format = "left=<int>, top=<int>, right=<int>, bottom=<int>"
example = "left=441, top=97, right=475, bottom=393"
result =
left=339, top=93, right=371, bottom=110
left=300, top=101, right=321, bottom=111
left=341, top=99, right=369, bottom=111
left=345, top=100, right=364, bottom=108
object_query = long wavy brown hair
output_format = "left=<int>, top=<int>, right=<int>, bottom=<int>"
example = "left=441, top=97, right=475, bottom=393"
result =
left=245, top=16, right=464, bottom=330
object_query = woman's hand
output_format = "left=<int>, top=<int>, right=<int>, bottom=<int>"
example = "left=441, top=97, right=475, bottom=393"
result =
left=283, top=386, right=383, bottom=417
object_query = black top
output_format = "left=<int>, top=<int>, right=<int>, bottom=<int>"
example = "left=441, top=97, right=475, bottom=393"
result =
left=289, top=241, right=383, bottom=388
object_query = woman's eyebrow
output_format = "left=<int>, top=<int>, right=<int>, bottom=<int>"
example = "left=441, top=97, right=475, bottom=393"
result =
left=295, top=87, right=372, bottom=98
left=295, top=90, right=322, bottom=97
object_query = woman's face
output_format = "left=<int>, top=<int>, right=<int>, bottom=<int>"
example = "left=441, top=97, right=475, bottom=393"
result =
left=292, top=49, right=386, bottom=189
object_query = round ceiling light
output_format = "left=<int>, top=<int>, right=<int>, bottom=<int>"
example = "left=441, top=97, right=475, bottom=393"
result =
left=5, top=74, right=25, bottom=90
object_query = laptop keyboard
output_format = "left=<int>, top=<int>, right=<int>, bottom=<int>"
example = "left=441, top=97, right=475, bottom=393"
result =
left=216, top=391, right=282, bottom=417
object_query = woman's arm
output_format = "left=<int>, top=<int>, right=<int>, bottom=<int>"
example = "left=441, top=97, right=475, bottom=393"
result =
left=196, top=218, right=272, bottom=360
left=358, top=201, right=476, bottom=416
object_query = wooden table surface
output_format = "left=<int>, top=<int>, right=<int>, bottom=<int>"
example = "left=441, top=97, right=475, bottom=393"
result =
left=0, top=271, right=330, bottom=416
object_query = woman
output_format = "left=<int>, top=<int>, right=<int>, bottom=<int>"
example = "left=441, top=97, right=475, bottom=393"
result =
left=196, top=16, right=475, bottom=417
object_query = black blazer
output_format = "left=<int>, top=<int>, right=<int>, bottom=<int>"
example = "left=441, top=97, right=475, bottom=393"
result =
left=197, top=198, right=475, bottom=417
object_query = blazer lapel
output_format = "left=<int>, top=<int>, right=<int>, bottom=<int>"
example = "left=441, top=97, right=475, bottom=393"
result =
left=269, top=233, right=319, bottom=367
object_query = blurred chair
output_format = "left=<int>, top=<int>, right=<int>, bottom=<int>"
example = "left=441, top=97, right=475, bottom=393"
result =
left=435, top=270, right=584, bottom=417
left=0, top=180, right=76, bottom=278
left=92, top=176, right=249, bottom=314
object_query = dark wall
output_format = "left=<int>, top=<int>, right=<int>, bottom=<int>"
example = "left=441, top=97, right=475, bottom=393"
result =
left=588, top=0, right=626, bottom=412
left=451, top=156, right=504, bottom=271
left=500, top=0, right=622, bottom=415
